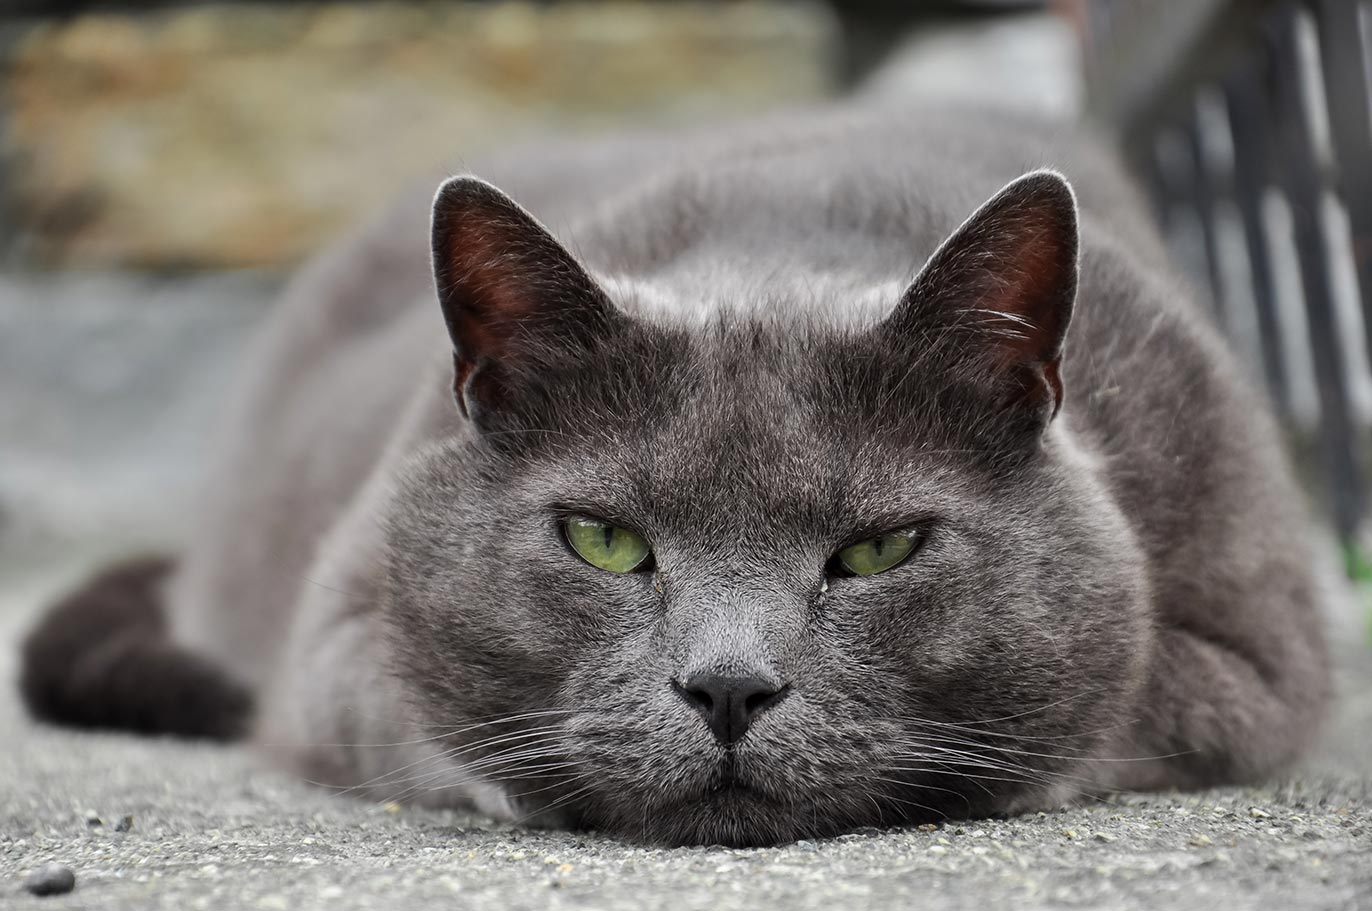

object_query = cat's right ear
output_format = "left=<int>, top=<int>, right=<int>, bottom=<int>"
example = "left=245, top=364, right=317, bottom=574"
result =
left=430, top=176, right=623, bottom=420
left=881, top=170, right=1078, bottom=428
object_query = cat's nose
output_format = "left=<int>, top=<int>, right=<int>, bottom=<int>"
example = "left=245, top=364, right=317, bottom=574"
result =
left=673, top=673, right=789, bottom=745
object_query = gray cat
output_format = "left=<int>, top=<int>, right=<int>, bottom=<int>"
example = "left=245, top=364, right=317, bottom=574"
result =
left=21, top=104, right=1331, bottom=846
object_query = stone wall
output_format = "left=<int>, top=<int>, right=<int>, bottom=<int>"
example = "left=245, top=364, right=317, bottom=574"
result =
left=1, top=1, right=837, bottom=268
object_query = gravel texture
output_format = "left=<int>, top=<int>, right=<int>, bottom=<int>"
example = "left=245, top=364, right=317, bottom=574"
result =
left=3, top=560, right=1371, bottom=911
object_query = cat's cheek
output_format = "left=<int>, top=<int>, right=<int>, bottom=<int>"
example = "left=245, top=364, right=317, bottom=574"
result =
left=830, top=566, right=982, bottom=675
left=522, top=563, right=661, bottom=646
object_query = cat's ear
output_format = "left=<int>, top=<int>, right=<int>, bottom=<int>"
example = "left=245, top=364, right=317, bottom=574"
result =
left=430, top=176, right=622, bottom=419
left=884, top=170, right=1078, bottom=424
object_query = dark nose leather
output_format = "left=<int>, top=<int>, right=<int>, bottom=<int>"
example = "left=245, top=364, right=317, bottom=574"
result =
left=673, top=673, right=789, bottom=745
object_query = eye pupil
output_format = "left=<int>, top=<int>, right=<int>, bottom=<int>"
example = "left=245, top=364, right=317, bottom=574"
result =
left=564, top=516, right=653, bottom=574
left=834, top=530, right=917, bottom=577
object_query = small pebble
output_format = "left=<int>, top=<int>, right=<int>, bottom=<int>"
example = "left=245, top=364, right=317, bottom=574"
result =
left=24, top=864, right=76, bottom=897
left=83, top=810, right=102, bottom=828
left=114, top=815, right=134, bottom=833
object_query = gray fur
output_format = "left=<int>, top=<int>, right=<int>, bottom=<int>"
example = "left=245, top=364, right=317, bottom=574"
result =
left=164, top=103, right=1329, bottom=846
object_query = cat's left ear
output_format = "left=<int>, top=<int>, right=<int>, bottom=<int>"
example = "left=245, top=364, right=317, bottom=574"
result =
left=884, top=170, right=1078, bottom=423
left=431, top=176, right=623, bottom=420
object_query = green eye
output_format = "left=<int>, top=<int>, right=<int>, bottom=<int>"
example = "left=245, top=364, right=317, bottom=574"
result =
left=835, top=531, right=917, bottom=577
left=564, top=516, right=653, bottom=573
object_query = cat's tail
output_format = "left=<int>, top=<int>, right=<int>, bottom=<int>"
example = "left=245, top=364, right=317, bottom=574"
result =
left=18, top=557, right=253, bottom=740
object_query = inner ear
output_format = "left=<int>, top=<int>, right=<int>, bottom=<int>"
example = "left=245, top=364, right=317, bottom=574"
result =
left=430, top=176, right=622, bottom=419
left=884, top=170, right=1079, bottom=421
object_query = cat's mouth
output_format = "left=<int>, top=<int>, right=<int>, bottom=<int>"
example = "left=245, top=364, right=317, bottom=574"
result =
left=688, top=752, right=785, bottom=807
left=707, top=751, right=762, bottom=792
left=704, top=771, right=757, bottom=800
left=570, top=744, right=872, bottom=846
left=565, top=729, right=849, bottom=845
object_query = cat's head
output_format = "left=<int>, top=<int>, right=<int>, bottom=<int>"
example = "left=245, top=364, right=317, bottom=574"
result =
left=381, top=172, right=1151, bottom=846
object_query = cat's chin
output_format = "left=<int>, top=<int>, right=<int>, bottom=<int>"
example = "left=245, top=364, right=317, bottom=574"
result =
left=573, top=777, right=880, bottom=848
left=638, top=790, right=810, bottom=848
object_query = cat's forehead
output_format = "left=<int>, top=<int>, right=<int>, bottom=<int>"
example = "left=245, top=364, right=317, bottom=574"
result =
left=600, top=274, right=906, bottom=328
left=526, top=331, right=978, bottom=533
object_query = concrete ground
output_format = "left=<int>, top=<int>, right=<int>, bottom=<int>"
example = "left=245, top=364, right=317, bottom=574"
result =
left=2, top=557, right=1371, bottom=911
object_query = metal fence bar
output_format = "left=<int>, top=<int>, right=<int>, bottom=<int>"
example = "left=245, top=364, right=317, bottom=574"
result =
left=1315, top=0, right=1372, bottom=367
left=1184, top=114, right=1233, bottom=326
left=1269, top=5, right=1366, bottom=539
left=1225, top=68, right=1295, bottom=414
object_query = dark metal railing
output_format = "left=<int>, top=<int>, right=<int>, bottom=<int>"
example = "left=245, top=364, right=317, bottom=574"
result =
left=1085, top=0, right=1372, bottom=549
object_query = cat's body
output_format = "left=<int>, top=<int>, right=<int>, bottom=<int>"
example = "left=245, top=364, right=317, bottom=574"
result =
left=22, top=104, right=1330, bottom=846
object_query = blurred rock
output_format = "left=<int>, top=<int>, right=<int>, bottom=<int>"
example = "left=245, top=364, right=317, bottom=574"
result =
left=1, top=1, right=837, bottom=268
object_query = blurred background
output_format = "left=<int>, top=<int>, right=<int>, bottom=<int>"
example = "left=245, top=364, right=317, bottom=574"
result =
left=0, top=0, right=1370, bottom=644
